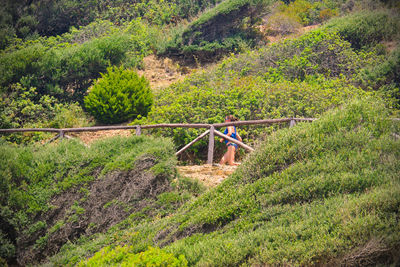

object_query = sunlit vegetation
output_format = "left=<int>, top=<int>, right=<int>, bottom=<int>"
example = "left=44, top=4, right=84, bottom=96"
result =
left=1, top=0, right=400, bottom=266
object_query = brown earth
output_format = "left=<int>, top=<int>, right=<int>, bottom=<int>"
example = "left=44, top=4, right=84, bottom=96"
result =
left=177, top=164, right=238, bottom=187
left=137, top=55, right=194, bottom=92
left=70, top=129, right=133, bottom=145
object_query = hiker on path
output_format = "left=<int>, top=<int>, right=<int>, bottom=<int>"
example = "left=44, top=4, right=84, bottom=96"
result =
left=219, top=115, right=242, bottom=166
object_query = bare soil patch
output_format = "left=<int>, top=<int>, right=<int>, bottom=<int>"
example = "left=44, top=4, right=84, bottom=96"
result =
left=177, top=164, right=238, bottom=187
left=137, top=55, right=193, bottom=91
left=71, top=129, right=133, bottom=145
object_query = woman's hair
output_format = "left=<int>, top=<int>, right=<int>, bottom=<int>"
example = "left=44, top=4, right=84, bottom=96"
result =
left=225, top=115, right=238, bottom=121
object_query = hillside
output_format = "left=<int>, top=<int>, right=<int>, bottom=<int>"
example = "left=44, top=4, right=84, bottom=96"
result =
left=26, top=98, right=400, bottom=266
left=0, top=136, right=206, bottom=265
left=1, top=0, right=400, bottom=266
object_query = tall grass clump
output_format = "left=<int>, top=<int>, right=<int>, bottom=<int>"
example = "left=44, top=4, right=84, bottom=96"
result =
left=84, top=97, right=400, bottom=266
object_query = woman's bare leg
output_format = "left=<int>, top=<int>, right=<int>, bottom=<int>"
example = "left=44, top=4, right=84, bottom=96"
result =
left=227, top=146, right=236, bottom=165
left=220, top=151, right=228, bottom=165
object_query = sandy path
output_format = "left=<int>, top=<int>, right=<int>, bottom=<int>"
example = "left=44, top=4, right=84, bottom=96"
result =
left=177, top=164, right=238, bottom=187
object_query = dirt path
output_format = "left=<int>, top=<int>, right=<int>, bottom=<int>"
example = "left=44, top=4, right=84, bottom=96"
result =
left=70, top=129, right=133, bottom=144
left=177, top=164, right=238, bottom=187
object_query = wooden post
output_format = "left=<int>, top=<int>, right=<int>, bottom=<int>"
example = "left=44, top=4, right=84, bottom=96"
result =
left=136, top=126, right=141, bottom=136
left=289, top=119, right=296, bottom=128
left=59, top=130, right=65, bottom=139
left=176, top=129, right=210, bottom=156
left=207, top=126, right=215, bottom=164
left=45, top=134, right=61, bottom=144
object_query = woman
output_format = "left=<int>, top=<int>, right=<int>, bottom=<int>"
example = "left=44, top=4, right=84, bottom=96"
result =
left=219, top=115, right=242, bottom=166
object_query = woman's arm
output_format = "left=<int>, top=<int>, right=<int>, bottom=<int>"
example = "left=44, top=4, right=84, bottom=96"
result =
left=237, top=132, right=242, bottom=142
left=227, top=126, right=235, bottom=136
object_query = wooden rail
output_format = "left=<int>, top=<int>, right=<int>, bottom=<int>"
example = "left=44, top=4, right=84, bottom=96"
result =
left=1, top=117, right=398, bottom=163
left=0, top=118, right=316, bottom=164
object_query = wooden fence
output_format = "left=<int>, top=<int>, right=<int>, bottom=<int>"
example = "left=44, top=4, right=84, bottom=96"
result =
left=0, top=118, right=316, bottom=164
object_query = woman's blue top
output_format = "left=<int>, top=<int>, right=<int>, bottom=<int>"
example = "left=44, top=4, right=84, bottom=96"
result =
left=223, top=126, right=237, bottom=144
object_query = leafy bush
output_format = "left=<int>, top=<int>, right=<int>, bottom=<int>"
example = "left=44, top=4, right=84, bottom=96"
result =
left=0, top=84, right=91, bottom=144
left=0, top=43, right=47, bottom=91
left=84, top=66, right=153, bottom=124
left=358, top=46, right=400, bottom=108
left=134, top=72, right=368, bottom=162
left=223, top=29, right=378, bottom=80
left=78, top=246, right=187, bottom=267
left=321, top=10, right=400, bottom=49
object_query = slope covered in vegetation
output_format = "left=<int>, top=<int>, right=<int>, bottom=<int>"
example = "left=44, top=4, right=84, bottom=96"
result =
left=0, top=136, right=205, bottom=265
left=1, top=0, right=400, bottom=265
left=136, top=19, right=399, bottom=161
left=53, top=99, right=400, bottom=266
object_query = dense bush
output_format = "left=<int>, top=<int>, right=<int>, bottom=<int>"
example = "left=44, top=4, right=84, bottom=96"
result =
left=222, top=29, right=379, bottom=80
left=278, top=0, right=332, bottom=26
left=78, top=246, right=187, bottom=267
left=134, top=73, right=368, bottom=162
left=0, top=84, right=91, bottom=144
left=84, top=67, right=153, bottom=124
left=358, top=46, right=400, bottom=108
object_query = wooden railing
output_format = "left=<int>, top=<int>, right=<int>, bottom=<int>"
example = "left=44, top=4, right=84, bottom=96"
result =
left=0, top=118, right=316, bottom=163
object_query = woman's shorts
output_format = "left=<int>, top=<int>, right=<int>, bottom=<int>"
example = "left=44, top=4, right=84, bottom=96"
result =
left=228, top=143, right=238, bottom=149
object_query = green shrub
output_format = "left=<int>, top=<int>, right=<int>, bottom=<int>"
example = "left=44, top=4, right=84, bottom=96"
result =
left=78, top=246, right=187, bottom=267
left=0, top=43, right=46, bottom=91
left=0, top=84, right=91, bottom=144
left=84, top=66, right=153, bottom=124
left=223, top=29, right=376, bottom=80
left=358, top=46, right=400, bottom=108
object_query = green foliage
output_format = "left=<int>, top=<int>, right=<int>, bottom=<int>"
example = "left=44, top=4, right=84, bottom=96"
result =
left=357, top=46, right=400, bottom=109
left=0, top=84, right=91, bottom=144
left=159, top=0, right=270, bottom=61
left=84, top=66, right=153, bottom=124
left=0, top=34, right=134, bottom=102
left=223, top=29, right=378, bottom=80
left=0, top=43, right=47, bottom=90
left=135, top=29, right=378, bottom=162
left=0, top=0, right=225, bottom=48
left=78, top=246, right=187, bottom=267
left=279, top=0, right=339, bottom=26
left=322, top=10, right=400, bottom=49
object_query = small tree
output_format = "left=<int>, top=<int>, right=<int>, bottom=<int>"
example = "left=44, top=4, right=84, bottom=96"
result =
left=84, top=66, right=153, bottom=124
